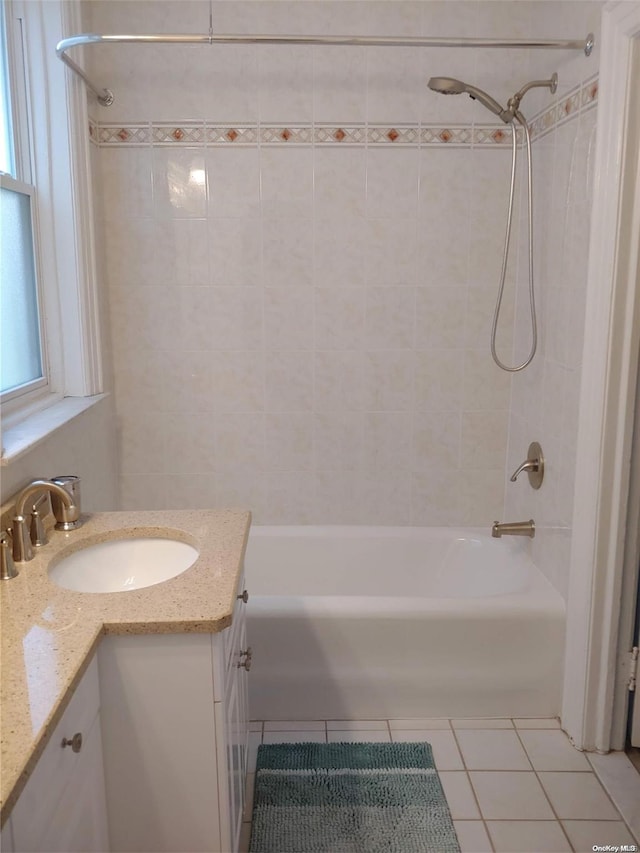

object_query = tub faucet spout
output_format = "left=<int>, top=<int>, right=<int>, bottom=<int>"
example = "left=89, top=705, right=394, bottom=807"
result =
left=492, top=519, right=535, bottom=538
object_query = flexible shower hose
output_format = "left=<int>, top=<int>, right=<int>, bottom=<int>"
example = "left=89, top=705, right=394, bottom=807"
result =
left=491, top=112, right=537, bottom=372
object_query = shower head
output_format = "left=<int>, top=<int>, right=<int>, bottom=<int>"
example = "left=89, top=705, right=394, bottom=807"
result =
left=428, top=76, right=511, bottom=123
left=427, top=76, right=467, bottom=95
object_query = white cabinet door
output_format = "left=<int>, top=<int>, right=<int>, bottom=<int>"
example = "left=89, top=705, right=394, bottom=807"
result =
left=99, top=633, right=221, bottom=853
left=39, top=715, right=110, bottom=852
left=217, top=581, right=250, bottom=853
left=10, top=658, right=109, bottom=853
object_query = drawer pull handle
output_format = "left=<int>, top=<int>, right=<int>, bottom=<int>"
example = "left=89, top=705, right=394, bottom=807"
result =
left=238, top=647, right=253, bottom=671
left=237, top=589, right=249, bottom=603
left=61, top=732, right=83, bottom=753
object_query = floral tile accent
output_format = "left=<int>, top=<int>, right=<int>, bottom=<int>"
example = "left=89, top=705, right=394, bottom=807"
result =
left=368, top=126, right=419, bottom=144
left=98, top=124, right=151, bottom=145
left=152, top=124, right=205, bottom=144
left=472, top=126, right=525, bottom=146
left=314, top=126, right=366, bottom=144
left=207, top=126, right=259, bottom=144
left=580, top=75, right=599, bottom=111
left=420, top=126, right=472, bottom=146
left=260, top=126, right=313, bottom=144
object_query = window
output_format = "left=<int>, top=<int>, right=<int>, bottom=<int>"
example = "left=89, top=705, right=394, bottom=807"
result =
left=0, top=0, right=104, bottom=455
left=0, top=0, right=47, bottom=403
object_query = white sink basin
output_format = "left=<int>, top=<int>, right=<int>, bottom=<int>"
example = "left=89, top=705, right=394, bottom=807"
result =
left=48, top=535, right=199, bottom=593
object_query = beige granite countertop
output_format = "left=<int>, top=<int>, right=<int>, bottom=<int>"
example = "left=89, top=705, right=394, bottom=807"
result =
left=0, top=508, right=251, bottom=825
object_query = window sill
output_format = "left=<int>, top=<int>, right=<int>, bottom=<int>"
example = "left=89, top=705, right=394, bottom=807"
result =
left=1, top=394, right=108, bottom=466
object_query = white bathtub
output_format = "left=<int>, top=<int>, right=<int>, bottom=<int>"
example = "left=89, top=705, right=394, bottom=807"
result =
left=245, top=526, right=565, bottom=720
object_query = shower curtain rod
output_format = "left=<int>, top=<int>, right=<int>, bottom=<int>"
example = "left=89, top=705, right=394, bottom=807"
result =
left=57, top=31, right=595, bottom=107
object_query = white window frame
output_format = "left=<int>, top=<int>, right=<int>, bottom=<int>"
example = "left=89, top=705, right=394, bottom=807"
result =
left=1, top=0, right=103, bottom=443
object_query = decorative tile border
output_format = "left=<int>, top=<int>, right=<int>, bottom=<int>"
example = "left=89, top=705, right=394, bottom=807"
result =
left=89, top=74, right=598, bottom=149
left=529, top=73, right=598, bottom=140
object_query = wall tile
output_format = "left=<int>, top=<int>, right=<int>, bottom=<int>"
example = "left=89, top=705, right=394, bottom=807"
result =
left=259, top=46, right=313, bottom=123
left=411, top=469, right=461, bottom=526
left=208, top=287, right=264, bottom=350
left=264, top=471, right=316, bottom=524
left=360, top=470, right=413, bottom=525
left=100, top=148, right=153, bottom=220
left=202, top=46, right=261, bottom=124
left=163, top=412, right=217, bottom=473
left=120, top=475, right=167, bottom=511
left=415, top=287, right=467, bottom=349
left=158, top=351, right=214, bottom=413
left=460, top=469, right=506, bottom=526
left=463, top=349, right=512, bottom=411
left=164, top=474, right=218, bottom=510
left=365, top=288, right=415, bottom=350
left=214, top=413, right=266, bottom=473
left=366, top=148, right=420, bottom=219
left=265, top=351, right=314, bottom=412
left=365, top=219, right=419, bottom=288
left=209, top=219, right=262, bottom=287
left=214, top=470, right=267, bottom=521
left=211, top=351, right=265, bottom=413
left=314, top=412, right=364, bottom=471
left=314, top=469, right=367, bottom=525
left=154, top=219, right=210, bottom=286
left=261, top=147, right=314, bottom=218
left=313, top=148, right=366, bottom=218
left=264, top=287, right=314, bottom=350
left=413, top=411, right=461, bottom=471
left=414, top=349, right=464, bottom=412
left=265, top=413, right=314, bottom=471
left=207, top=148, right=261, bottom=218
left=366, top=48, right=421, bottom=124
left=314, top=350, right=365, bottom=412
left=96, top=1, right=597, bottom=532
left=118, top=410, right=165, bottom=475
left=314, top=216, right=367, bottom=287
left=313, top=46, right=367, bottom=123
left=461, top=411, right=509, bottom=470
left=315, top=288, right=365, bottom=349
left=362, top=412, right=413, bottom=471
left=362, top=350, right=414, bottom=412
left=263, top=219, right=314, bottom=287
left=152, top=148, right=207, bottom=218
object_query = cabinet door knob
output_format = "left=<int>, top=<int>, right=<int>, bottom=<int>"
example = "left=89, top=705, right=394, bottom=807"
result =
left=237, top=589, right=249, bottom=603
left=61, top=732, right=83, bottom=753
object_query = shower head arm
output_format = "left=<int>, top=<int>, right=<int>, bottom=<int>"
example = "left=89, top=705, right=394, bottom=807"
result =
left=514, top=73, right=558, bottom=100
left=504, top=73, right=558, bottom=121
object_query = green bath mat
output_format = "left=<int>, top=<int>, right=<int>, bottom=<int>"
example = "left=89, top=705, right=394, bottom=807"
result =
left=249, top=741, right=460, bottom=853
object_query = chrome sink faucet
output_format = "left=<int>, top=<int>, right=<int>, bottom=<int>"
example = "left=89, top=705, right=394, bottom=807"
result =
left=11, top=478, right=82, bottom=563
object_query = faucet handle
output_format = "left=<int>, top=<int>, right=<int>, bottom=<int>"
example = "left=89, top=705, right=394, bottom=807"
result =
left=1, top=530, right=19, bottom=580
left=51, top=476, right=82, bottom=530
left=509, top=441, right=544, bottom=489
left=30, top=509, right=48, bottom=548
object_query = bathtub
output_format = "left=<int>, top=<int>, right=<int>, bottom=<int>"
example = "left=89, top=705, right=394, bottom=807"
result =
left=245, top=526, right=565, bottom=720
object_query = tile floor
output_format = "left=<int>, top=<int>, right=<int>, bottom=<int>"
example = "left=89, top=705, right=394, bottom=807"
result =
left=240, top=718, right=640, bottom=853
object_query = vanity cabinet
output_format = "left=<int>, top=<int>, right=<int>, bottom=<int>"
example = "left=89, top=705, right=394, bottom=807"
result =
left=98, top=574, right=250, bottom=853
left=4, top=577, right=250, bottom=853
left=7, top=657, right=110, bottom=853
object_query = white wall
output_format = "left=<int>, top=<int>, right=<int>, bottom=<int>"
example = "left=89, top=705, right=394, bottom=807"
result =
left=0, top=396, right=119, bottom=511
left=85, top=0, right=600, bottom=535
left=505, top=20, right=601, bottom=600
